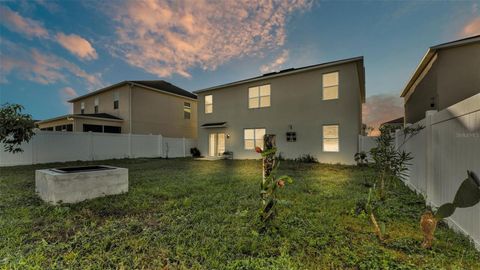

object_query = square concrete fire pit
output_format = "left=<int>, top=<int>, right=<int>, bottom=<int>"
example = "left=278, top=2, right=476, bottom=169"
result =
left=35, top=165, right=128, bottom=205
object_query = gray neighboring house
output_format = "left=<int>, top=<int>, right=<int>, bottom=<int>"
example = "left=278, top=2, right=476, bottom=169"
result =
left=194, top=56, right=365, bottom=164
left=401, top=35, right=480, bottom=124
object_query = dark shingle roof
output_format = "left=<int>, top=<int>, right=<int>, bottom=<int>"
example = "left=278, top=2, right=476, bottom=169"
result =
left=130, top=80, right=197, bottom=99
left=76, top=113, right=122, bottom=120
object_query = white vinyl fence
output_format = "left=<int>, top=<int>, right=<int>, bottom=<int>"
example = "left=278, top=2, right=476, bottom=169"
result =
left=0, top=131, right=197, bottom=166
left=397, top=94, right=480, bottom=250
left=358, top=135, right=378, bottom=160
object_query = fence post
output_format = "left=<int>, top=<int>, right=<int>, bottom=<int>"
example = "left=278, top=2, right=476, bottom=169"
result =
left=183, top=137, right=186, bottom=157
left=158, top=135, right=163, bottom=157
left=128, top=133, right=132, bottom=158
left=425, top=110, right=436, bottom=204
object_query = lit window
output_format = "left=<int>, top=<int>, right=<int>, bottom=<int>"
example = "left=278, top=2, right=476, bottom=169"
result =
left=81, top=102, right=85, bottom=114
left=205, top=95, right=213, bottom=114
left=323, top=125, right=339, bottom=152
left=184, top=102, right=191, bottom=119
left=94, top=97, right=99, bottom=113
left=113, top=91, right=119, bottom=109
left=249, top=84, right=270, bottom=108
left=322, top=72, right=339, bottom=100
left=244, top=128, right=266, bottom=150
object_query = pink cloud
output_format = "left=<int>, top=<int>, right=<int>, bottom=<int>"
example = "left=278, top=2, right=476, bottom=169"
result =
left=363, top=94, right=404, bottom=136
left=56, top=33, right=98, bottom=60
left=1, top=39, right=102, bottom=89
left=0, top=5, right=49, bottom=38
left=260, top=50, right=289, bottom=73
left=461, top=17, right=480, bottom=37
left=111, top=0, right=312, bottom=78
left=61, top=87, right=78, bottom=98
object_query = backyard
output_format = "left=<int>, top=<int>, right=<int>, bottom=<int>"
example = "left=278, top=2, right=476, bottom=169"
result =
left=0, top=158, right=479, bottom=269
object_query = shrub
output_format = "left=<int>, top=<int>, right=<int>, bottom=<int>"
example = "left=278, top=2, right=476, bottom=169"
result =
left=295, top=154, right=318, bottom=163
left=190, top=147, right=201, bottom=157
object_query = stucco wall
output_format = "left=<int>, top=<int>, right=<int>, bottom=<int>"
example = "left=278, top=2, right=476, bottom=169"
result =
left=197, top=62, right=363, bottom=164
left=405, top=42, right=480, bottom=124
left=131, top=86, right=198, bottom=138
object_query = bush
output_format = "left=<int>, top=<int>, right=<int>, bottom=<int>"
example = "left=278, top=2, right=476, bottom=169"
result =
left=295, top=154, right=318, bottom=163
left=190, top=147, right=201, bottom=157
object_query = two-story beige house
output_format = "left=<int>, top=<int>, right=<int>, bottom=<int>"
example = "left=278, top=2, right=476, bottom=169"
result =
left=37, top=80, right=198, bottom=138
left=194, top=57, right=365, bottom=164
left=401, top=35, right=480, bottom=124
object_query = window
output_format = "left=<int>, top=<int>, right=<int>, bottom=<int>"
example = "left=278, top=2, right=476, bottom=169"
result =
left=81, top=102, right=85, bottom=114
left=249, top=84, right=270, bottom=108
left=286, top=132, right=296, bottom=142
left=205, top=95, right=213, bottom=113
left=244, top=128, right=266, bottom=150
left=103, top=126, right=121, bottom=133
left=323, top=125, right=339, bottom=152
left=94, top=97, right=99, bottom=113
left=184, top=102, right=191, bottom=119
left=83, top=124, right=102, bottom=133
left=55, top=124, right=73, bottom=132
left=113, top=91, right=119, bottom=109
left=322, top=72, right=339, bottom=100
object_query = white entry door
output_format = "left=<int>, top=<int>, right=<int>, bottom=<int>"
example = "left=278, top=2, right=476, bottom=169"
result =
left=209, top=133, right=225, bottom=156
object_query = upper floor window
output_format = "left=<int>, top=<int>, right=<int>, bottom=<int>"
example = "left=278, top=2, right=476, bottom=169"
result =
left=244, top=128, right=266, bottom=150
left=322, top=72, right=339, bottom=100
left=94, top=97, right=99, bottom=113
left=205, top=95, right=213, bottom=114
left=249, top=84, right=270, bottom=108
left=113, top=91, right=119, bottom=110
left=184, top=102, right=191, bottom=119
left=81, top=102, right=85, bottom=114
left=323, top=124, right=339, bottom=152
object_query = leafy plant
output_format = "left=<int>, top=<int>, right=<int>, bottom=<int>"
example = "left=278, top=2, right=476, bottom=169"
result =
left=370, top=124, right=423, bottom=199
left=420, top=171, right=480, bottom=248
left=0, top=103, right=35, bottom=153
left=294, top=154, right=318, bottom=163
left=255, top=135, right=293, bottom=230
left=354, top=151, right=368, bottom=167
left=355, top=186, right=385, bottom=241
left=190, top=147, right=201, bottom=157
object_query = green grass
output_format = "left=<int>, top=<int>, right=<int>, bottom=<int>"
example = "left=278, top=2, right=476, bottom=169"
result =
left=0, top=158, right=479, bottom=269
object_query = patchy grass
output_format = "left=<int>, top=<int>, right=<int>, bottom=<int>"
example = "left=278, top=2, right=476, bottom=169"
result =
left=0, top=158, right=478, bottom=269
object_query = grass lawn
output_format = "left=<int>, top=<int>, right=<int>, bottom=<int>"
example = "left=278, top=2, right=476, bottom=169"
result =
left=1, top=158, right=479, bottom=269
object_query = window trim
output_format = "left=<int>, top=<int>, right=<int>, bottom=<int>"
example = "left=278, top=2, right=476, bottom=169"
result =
left=94, top=97, right=99, bottom=113
left=184, top=102, right=191, bottom=119
left=248, top=84, right=271, bottom=109
left=113, top=91, right=119, bottom=110
left=243, top=128, right=266, bottom=150
left=80, top=102, right=85, bottom=114
left=322, top=71, right=339, bottom=101
left=322, top=124, right=340, bottom=152
left=205, top=95, right=213, bottom=114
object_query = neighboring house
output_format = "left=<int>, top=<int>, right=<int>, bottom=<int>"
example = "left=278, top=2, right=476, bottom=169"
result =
left=380, top=117, right=404, bottom=129
left=37, top=81, right=198, bottom=138
left=401, top=35, right=480, bottom=124
left=194, top=57, right=365, bottom=164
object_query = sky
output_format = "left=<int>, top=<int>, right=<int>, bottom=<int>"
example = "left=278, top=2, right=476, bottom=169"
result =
left=1, top=0, right=479, bottom=131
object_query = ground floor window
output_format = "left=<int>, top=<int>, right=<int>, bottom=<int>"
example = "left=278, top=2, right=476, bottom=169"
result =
left=83, top=124, right=121, bottom=133
left=323, top=125, right=339, bottom=152
left=244, top=128, right=266, bottom=150
left=54, top=124, right=73, bottom=132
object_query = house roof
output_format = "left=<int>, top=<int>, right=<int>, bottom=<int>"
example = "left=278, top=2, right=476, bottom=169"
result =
left=400, top=35, right=480, bottom=98
left=69, top=80, right=196, bottom=102
left=201, top=122, right=227, bottom=128
left=380, top=117, right=404, bottom=126
left=193, top=56, right=366, bottom=102
left=36, top=113, right=123, bottom=124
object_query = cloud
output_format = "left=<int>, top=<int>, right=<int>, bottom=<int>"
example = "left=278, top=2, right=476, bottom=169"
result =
left=59, top=87, right=78, bottom=112
left=0, top=39, right=102, bottom=89
left=0, top=5, right=49, bottom=38
left=56, top=33, right=98, bottom=60
left=35, top=0, right=61, bottom=13
left=111, top=0, right=312, bottom=78
left=461, top=17, right=480, bottom=37
left=363, top=94, right=404, bottom=136
left=260, top=50, right=289, bottom=73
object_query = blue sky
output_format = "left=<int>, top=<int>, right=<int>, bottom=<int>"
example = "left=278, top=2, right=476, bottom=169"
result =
left=1, top=0, right=479, bottom=128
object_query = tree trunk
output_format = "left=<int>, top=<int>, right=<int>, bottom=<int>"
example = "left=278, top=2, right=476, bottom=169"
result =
left=262, top=134, right=276, bottom=205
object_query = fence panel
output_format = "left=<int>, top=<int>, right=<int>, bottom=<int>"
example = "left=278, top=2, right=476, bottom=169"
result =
left=398, top=93, right=480, bottom=250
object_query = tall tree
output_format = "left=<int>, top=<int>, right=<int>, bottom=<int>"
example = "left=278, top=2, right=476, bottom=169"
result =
left=0, top=104, right=35, bottom=153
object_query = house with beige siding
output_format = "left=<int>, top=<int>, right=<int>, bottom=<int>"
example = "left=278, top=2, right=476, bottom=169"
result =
left=37, top=81, right=197, bottom=138
left=194, top=57, right=365, bottom=164
left=401, top=35, right=480, bottom=124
